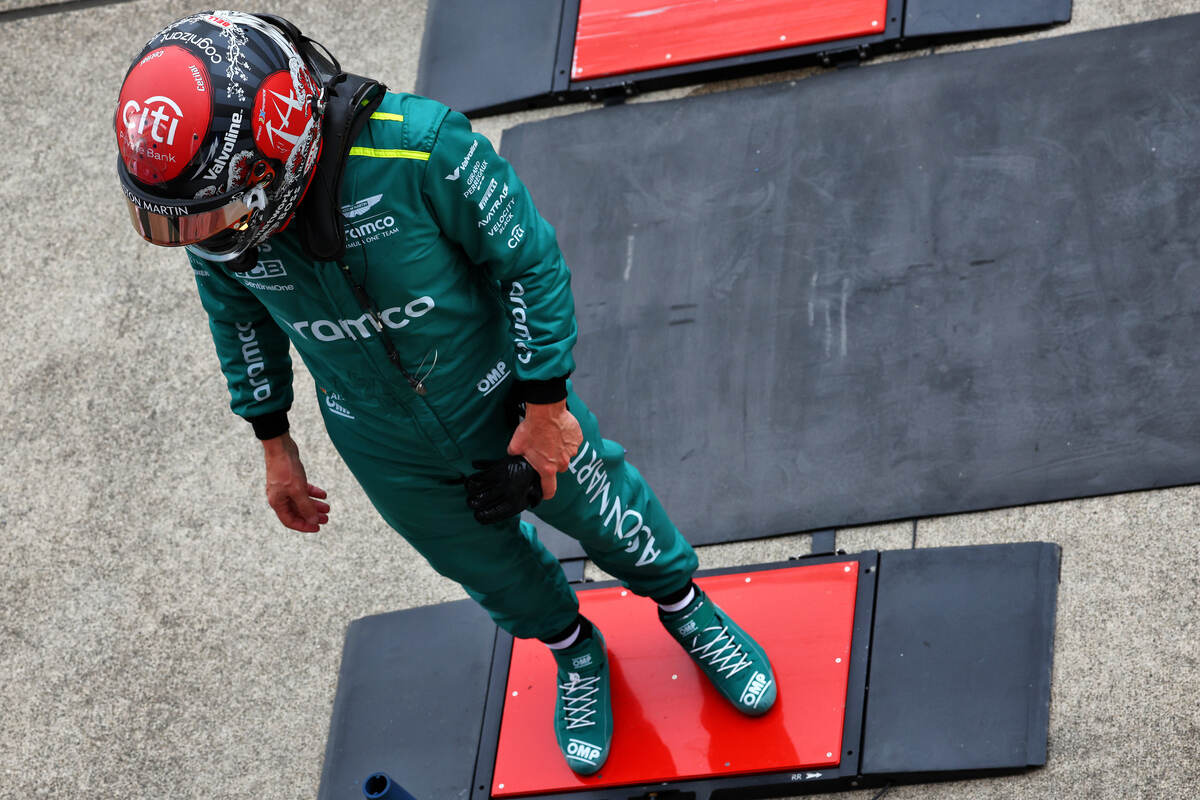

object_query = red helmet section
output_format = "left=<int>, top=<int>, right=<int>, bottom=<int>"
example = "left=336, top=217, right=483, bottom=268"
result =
left=116, top=46, right=213, bottom=184
left=252, top=69, right=320, bottom=162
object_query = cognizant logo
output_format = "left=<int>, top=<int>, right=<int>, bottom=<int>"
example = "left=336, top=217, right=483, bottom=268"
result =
left=284, top=297, right=435, bottom=342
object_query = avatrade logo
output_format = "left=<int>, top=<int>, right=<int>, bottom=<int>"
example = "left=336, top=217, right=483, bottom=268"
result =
left=444, top=139, right=478, bottom=181
left=475, top=360, right=510, bottom=396
left=341, top=194, right=383, bottom=219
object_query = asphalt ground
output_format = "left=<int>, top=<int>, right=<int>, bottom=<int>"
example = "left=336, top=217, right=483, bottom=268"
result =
left=1, top=1, right=1197, bottom=798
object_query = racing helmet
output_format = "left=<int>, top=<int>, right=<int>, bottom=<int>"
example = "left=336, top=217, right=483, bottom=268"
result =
left=115, top=11, right=334, bottom=261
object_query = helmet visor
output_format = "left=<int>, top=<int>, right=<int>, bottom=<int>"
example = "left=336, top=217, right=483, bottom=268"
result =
left=117, top=155, right=261, bottom=248
left=123, top=193, right=256, bottom=247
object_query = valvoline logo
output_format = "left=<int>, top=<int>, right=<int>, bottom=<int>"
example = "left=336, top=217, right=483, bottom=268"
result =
left=116, top=45, right=212, bottom=184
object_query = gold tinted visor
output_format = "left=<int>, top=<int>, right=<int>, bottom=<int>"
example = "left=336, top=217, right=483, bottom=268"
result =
left=124, top=193, right=255, bottom=247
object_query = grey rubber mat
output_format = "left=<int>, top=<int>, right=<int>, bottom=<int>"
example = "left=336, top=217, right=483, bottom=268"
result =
left=316, top=600, right=498, bottom=800
left=505, top=14, right=1200, bottom=554
left=864, top=543, right=1059, bottom=774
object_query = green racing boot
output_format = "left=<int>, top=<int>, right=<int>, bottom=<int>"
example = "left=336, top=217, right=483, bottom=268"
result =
left=551, top=628, right=613, bottom=775
left=660, top=587, right=777, bottom=715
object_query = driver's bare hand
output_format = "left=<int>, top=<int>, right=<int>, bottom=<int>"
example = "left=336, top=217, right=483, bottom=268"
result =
left=506, top=399, right=583, bottom=501
left=263, top=433, right=330, bottom=533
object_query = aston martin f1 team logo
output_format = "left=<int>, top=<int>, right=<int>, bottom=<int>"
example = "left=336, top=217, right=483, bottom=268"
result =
left=341, top=194, right=383, bottom=219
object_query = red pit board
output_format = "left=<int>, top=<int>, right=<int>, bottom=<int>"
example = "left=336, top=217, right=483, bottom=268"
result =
left=572, top=0, right=889, bottom=81
left=491, top=562, right=860, bottom=796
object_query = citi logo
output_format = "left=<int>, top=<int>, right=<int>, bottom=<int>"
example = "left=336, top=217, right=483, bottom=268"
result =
left=566, top=739, right=600, bottom=764
left=444, top=139, right=478, bottom=181
left=739, top=671, right=772, bottom=708
left=241, top=259, right=286, bottom=280
left=571, top=654, right=592, bottom=669
left=122, top=95, right=183, bottom=146
left=341, top=194, right=383, bottom=219
left=476, top=360, right=511, bottom=396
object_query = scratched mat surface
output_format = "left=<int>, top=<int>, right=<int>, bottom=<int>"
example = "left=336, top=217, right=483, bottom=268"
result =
left=507, top=15, right=1200, bottom=557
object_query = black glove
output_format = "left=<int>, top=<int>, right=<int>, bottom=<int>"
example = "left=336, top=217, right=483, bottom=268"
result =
left=464, top=456, right=543, bottom=524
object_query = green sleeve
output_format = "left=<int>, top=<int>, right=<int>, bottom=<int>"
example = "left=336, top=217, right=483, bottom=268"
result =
left=421, top=110, right=577, bottom=402
left=186, top=251, right=294, bottom=422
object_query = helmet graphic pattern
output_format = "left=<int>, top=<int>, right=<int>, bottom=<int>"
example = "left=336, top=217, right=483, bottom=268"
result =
left=115, top=11, right=324, bottom=251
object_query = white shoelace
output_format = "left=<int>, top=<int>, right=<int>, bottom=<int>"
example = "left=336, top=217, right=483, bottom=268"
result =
left=688, top=625, right=753, bottom=678
left=559, top=672, right=601, bottom=729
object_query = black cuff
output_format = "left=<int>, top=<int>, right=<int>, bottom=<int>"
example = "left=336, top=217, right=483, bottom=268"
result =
left=247, top=410, right=290, bottom=440
left=515, top=376, right=569, bottom=404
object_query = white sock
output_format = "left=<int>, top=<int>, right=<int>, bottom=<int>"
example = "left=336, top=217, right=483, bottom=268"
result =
left=658, top=586, right=696, bottom=614
left=545, top=623, right=582, bottom=650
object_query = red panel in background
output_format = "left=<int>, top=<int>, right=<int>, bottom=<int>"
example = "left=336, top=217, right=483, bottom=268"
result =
left=572, top=0, right=890, bottom=80
left=491, top=562, right=860, bottom=796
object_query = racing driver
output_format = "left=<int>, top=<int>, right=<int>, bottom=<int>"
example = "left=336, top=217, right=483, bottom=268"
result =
left=114, top=11, right=776, bottom=775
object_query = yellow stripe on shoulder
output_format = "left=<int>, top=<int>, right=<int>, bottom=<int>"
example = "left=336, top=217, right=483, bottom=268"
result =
left=370, top=111, right=405, bottom=122
left=348, top=146, right=430, bottom=161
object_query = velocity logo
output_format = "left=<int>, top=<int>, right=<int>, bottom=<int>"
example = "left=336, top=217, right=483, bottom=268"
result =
left=444, top=138, right=478, bottom=181
left=341, top=194, right=383, bottom=219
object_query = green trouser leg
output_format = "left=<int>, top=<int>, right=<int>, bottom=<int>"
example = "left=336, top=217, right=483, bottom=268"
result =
left=534, top=387, right=699, bottom=602
left=321, top=384, right=698, bottom=641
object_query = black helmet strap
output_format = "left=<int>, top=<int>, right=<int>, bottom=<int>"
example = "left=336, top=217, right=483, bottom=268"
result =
left=249, top=13, right=385, bottom=261
left=293, top=73, right=385, bottom=261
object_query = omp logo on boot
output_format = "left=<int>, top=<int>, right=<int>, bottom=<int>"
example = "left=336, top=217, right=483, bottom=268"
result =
left=740, top=671, right=772, bottom=707
left=567, top=740, right=600, bottom=764
left=476, top=360, right=510, bottom=396
left=677, top=620, right=698, bottom=637
left=341, top=194, right=383, bottom=219
left=571, top=654, right=592, bottom=669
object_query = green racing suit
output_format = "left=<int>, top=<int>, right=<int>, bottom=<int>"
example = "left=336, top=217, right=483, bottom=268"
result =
left=187, top=92, right=698, bottom=639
